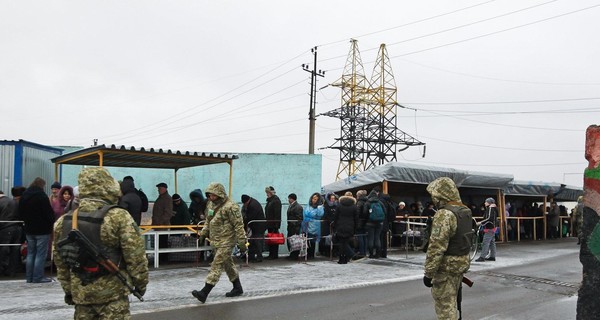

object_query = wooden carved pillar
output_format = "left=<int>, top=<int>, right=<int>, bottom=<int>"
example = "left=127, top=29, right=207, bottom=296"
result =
left=578, top=125, right=600, bottom=319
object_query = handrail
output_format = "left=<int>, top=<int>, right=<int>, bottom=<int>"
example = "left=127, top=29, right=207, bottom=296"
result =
left=0, top=221, right=24, bottom=247
left=141, top=222, right=210, bottom=268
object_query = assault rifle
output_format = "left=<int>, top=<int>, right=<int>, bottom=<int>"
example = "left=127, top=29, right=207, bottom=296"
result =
left=58, top=229, right=144, bottom=301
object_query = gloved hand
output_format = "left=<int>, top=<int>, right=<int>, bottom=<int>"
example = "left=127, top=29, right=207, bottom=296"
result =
left=135, top=286, right=146, bottom=297
left=64, top=294, right=75, bottom=305
left=423, top=276, right=433, bottom=288
left=238, top=240, right=248, bottom=254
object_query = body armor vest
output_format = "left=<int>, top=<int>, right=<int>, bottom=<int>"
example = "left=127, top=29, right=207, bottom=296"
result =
left=58, top=205, right=123, bottom=284
left=444, top=204, right=474, bottom=256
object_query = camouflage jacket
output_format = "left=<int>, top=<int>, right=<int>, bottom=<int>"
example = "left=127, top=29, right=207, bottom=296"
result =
left=424, top=177, right=471, bottom=279
left=199, top=183, right=246, bottom=248
left=53, top=167, right=149, bottom=305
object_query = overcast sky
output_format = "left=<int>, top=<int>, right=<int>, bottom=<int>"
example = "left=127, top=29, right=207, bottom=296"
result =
left=2, top=0, right=598, bottom=187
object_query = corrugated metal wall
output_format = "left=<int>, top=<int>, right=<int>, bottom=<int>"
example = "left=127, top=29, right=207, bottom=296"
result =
left=0, top=144, right=15, bottom=194
left=22, top=145, right=61, bottom=193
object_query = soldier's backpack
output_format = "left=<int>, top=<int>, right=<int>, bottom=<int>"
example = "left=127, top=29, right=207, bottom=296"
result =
left=368, top=201, right=386, bottom=222
left=137, top=189, right=149, bottom=212
left=57, top=205, right=122, bottom=284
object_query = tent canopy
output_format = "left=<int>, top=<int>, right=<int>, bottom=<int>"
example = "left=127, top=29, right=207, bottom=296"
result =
left=504, top=180, right=583, bottom=202
left=322, top=161, right=514, bottom=193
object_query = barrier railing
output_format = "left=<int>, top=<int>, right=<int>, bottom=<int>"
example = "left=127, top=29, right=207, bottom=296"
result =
left=246, top=219, right=323, bottom=263
left=505, top=216, right=546, bottom=241
left=0, top=221, right=24, bottom=248
left=140, top=223, right=211, bottom=268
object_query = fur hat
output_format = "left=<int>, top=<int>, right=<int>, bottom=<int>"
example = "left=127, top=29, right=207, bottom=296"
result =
left=265, top=186, right=276, bottom=194
left=485, top=197, right=495, bottom=204
left=241, top=194, right=250, bottom=203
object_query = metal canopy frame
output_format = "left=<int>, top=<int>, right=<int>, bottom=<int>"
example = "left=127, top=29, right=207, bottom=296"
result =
left=51, top=144, right=238, bottom=194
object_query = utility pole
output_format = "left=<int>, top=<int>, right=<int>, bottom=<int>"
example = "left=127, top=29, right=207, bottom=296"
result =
left=303, top=47, right=325, bottom=154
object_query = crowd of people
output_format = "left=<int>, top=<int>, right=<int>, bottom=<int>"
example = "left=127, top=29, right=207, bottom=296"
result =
left=0, top=172, right=586, bottom=318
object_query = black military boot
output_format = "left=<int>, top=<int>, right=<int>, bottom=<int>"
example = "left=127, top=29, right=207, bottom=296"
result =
left=225, top=278, right=244, bottom=297
left=192, top=283, right=214, bottom=303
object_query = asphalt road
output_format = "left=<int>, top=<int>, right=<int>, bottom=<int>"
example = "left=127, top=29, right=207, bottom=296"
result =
left=134, top=241, right=581, bottom=320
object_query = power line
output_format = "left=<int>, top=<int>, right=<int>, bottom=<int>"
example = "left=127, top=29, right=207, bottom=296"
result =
left=118, top=75, right=306, bottom=144
left=399, top=97, right=600, bottom=105
left=317, top=0, right=497, bottom=48
left=320, top=0, right=561, bottom=66
left=398, top=107, right=600, bottom=116
left=407, top=159, right=585, bottom=167
left=418, top=134, right=580, bottom=152
left=98, top=50, right=309, bottom=141
left=422, top=110, right=585, bottom=132
left=398, top=58, right=600, bottom=86
left=391, top=3, right=600, bottom=58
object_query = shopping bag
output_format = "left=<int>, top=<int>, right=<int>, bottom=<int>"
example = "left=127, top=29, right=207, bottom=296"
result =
left=265, top=232, right=285, bottom=245
left=288, top=234, right=303, bottom=251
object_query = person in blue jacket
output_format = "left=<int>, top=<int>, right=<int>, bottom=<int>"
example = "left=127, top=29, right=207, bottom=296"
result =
left=302, top=192, right=324, bottom=259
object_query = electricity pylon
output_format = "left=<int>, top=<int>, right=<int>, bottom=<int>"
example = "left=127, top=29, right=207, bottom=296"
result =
left=323, top=40, right=425, bottom=181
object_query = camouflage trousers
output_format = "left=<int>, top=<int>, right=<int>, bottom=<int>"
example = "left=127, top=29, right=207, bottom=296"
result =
left=206, top=246, right=239, bottom=285
left=74, top=296, right=130, bottom=320
left=431, top=272, right=462, bottom=320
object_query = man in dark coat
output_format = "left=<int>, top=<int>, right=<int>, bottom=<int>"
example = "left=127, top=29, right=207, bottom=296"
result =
left=170, top=193, right=191, bottom=225
left=379, top=194, right=397, bottom=258
left=264, top=186, right=282, bottom=260
left=241, top=194, right=266, bottom=262
left=19, top=177, right=55, bottom=283
left=355, top=190, right=369, bottom=258
left=119, top=178, right=142, bottom=225
left=152, top=182, right=172, bottom=263
left=286, top=193, right=303, bottom=260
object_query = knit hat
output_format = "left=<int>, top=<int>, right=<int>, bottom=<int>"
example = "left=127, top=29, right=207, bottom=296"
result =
left=288, top=193, right=297, bottom=201
left=241, top=194, right=250, bottom=203
left=485, top=197, right=495, bottom=204
left=265, top=186, right=276, bottom=194
left=399, top=201, right=406, bottom=206
left=172, top=193, right=181, bottom=201
left=123, top=176, right=134, bottom=181
left=51, top=182, right=62, bottom=189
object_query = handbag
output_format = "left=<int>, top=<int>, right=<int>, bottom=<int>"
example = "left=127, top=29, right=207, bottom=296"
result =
left=265, top=232, right=285, bottom=246
left=288, top=234, right=303, bottom=251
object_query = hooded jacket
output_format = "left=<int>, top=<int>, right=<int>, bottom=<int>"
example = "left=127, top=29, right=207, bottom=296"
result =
left=333, top=196, right=358, bottom=238
left=19, top=186, right=55, bottom=235
left=198, top=183, right=246, bottom=248
left=188, top=189, right=207, bottom=224
left=58, top=186, right=74, bottom=215
left=303, top=192, right=324, bottom=236
left=424, top=177, right=472, bottom=279
left=118, top=179, right=142, bottom=226
left=53, top=167, right=148, bottom=305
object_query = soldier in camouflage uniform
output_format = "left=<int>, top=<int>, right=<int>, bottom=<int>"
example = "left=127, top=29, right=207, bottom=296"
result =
left=423, top=177, right=472, bottom=320
left=53, top=167, right=149, bottom=320
left=192, top=182, right=247, bottom=303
